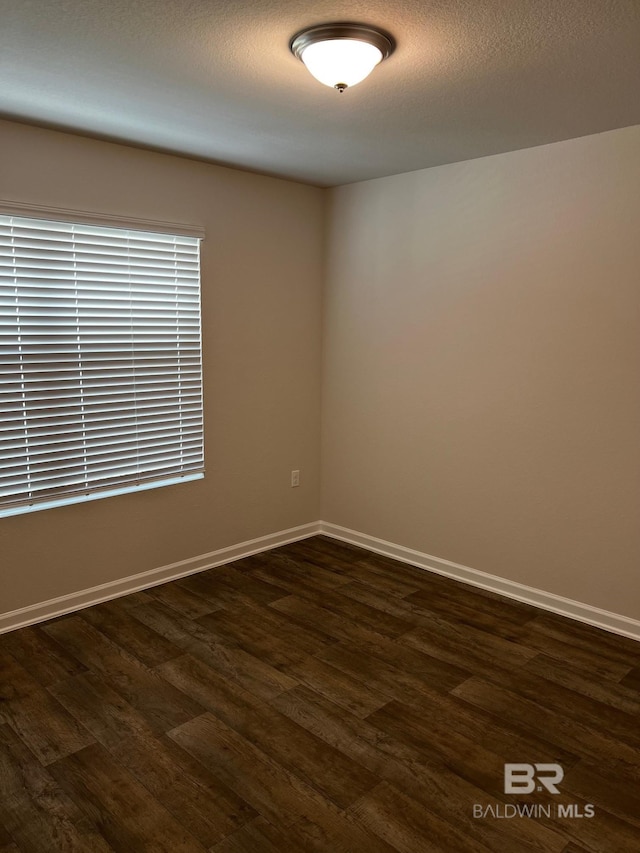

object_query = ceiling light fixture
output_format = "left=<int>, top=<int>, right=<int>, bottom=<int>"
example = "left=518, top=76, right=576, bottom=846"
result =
left=290, top=23, right=395, bottom=93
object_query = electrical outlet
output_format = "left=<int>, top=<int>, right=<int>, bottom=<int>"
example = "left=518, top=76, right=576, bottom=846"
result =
left=291, top=469, right=300, bottom=487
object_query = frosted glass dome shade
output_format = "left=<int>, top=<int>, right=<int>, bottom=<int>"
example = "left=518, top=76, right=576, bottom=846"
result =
left=300, top=39, right=382, bottom=90
left=290, top=24, right=395, bottom=92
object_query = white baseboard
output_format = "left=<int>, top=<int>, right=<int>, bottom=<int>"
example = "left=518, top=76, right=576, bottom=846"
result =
left=3, top=518, right=639, bottom=644
left=0, top=522, right=321, bottom=634
left=319, top=522, right=640, bottom=643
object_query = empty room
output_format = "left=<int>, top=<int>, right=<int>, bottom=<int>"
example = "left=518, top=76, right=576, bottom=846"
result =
left=1, top=1, right=639, bottom=851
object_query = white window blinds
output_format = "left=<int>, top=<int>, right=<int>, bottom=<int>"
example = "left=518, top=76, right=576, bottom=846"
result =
left=0, top=213, right=204, bottom=516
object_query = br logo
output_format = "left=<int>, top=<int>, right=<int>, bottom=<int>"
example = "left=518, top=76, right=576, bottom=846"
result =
left=504, top=763, right=564, bottom=795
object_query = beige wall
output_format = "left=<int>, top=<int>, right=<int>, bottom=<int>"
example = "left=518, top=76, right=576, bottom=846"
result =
left=2, top=119, right=639, bottom=624
left=322, top=125, right=640, bottom=620
left=0, top=120, right=324, bottom=614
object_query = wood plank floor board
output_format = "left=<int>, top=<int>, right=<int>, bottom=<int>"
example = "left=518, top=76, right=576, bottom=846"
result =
left=103, top=590, right=154, bottom=612
left=0, top=787, right=105, bottom=853
left=400, top=618, right=538, bottom=670
left=1, top=537, right=639, bottom=852
left=198, top=603, right=329, bottom=654
left=280, top=541, right=421, bottom=598
left=48, top=671, right=257, bottom=847
left=144, top=580, right=222, bottom=620
left=0, top=655, right=95, bottom=766
left=537, top=801, right=640, bottom=853
left=323, top=561, right=421, bottom=599
left=42, top=616, right=205, bottom=735
left=526, top=613, right=640, bottom=668
left=291, top=539, right=390, bottom=575
left=337, top=577, right=537, bottom=650
left=562, top=759, right=640, bottom=830
left=80, top=600, right=184, bottom=668
left=131, top=600, right=298, bottom=700
left=328, top=540, right=524, bottom=608
left=49, top=743, right=209, bottom=853
left=271, top=685, right=565, bottom=853
left=0, top=822, right=13, bottom=848
left=175, top=618, right=300, bottom=672
left=332, top=631, right=473, bottom=692
left=280, top=655, right=389, bottom=718
left=251, top=552, right=415, bottom=627
left=206, top=564, right=292, bottom=604
left=339, top=539, right=467, bottom=574
left=244, top=561, right=348, bottom=602
left=465, top=665, right=640, bottom=751
left=367, top=697, right=577, bottom=803
left=523, top=653, right=640, bottom=715
left=113, top=599, right=196, bottom=648
left=0, top=724, right=113, bottom=853
left=451, top=677, right=640, bottom=780
left=0, top=627, right=88, bottom=688
left=283, top=536, right=361, bottom=562
left=336, top=544, right=434, bottom=578
left=289, top=586, right=413, bottom=640
left=269, top=593, right=395, bottom=646
left=619, top=666, right=640, bottom=692
left=48, top=670, right=158, bottom=749
left=216, top=599, right=338, bottom=650
left=0, top=652, right=49, bottom=703
left=246, top=561, right=414, bottom=638
left=315, top=639, right=469, bottom=707
left=214, top=810, right=400, bottom=853
left=248, top=549, right=353, bottom=591
left=504, top=624, right=635, bottom=682
left=168, top=711, right=390, bottom=846
left=348, top=780, right=493, bottom=853
left=176, top=564, right=290, bottom=610
left=255, top=811, right=399, bottom=853
left=273, top=596, right=478, bottom=704
left=112, top=733, right=257, bottom=848
left=415, top=579, right=538, bottom=620
left=51, top=675, right=255, bottom=847
left=382, top=714, right=640, bottom=853
left=157, top=654, right=378, bottom=809
left=388, top=585, right=537, bottom=640
left=211, top=818, right=289, bottom=853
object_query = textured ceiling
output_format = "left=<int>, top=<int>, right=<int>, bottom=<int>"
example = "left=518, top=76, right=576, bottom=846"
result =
left=1, top=0, right=639, bottom=186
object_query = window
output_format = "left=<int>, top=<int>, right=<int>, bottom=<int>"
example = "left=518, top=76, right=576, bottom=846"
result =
left=0, top=211, right=204, bottom=517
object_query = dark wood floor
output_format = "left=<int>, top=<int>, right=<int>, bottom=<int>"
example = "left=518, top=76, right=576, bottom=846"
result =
left=1, top=536, right=639, bottom=852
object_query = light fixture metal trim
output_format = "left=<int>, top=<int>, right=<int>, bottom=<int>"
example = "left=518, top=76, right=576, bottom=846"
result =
left=290, top=23, right=395, bottom=63
left=290, top=23, right=395, bottom=92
